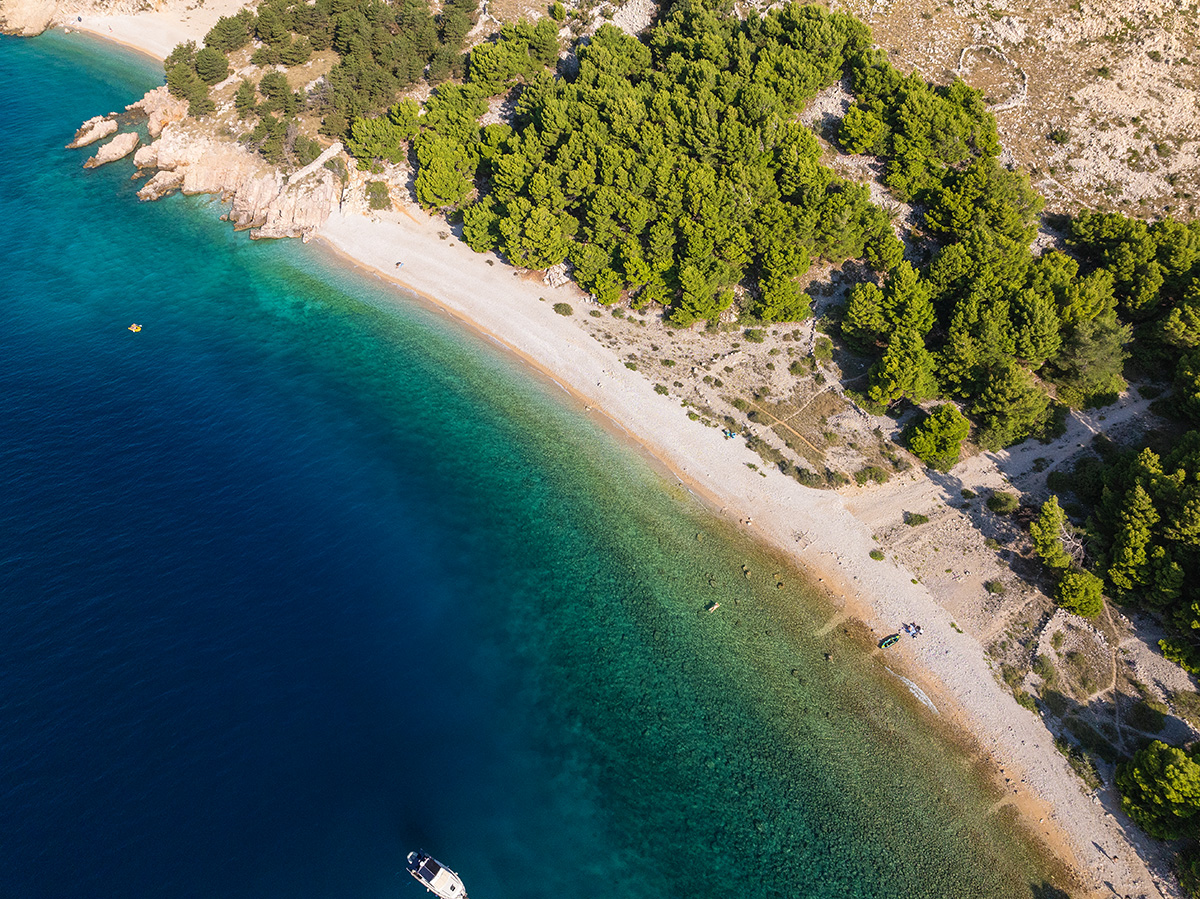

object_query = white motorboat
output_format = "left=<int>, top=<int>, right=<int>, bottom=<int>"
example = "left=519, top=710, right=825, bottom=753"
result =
left=406, top=850, right=468, bottom=899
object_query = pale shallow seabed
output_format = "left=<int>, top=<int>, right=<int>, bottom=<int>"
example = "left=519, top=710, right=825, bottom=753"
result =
left=0, top=32, right=1063, bottom=899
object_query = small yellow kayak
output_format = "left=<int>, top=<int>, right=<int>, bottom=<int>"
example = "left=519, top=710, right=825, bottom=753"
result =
left=128, top=323, right=141, bottom=332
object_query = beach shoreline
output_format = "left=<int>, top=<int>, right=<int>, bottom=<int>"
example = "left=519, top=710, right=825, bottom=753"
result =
left=312, top=207, right=1132, bottom=897
left=38, top=8, right=1175, bottom=895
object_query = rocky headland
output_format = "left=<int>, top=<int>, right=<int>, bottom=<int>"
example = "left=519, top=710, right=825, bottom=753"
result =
left=72, top=82, right=343, bottom=240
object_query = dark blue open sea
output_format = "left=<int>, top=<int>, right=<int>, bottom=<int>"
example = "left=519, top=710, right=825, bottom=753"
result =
left=0, top=32, right=1067, bottom=899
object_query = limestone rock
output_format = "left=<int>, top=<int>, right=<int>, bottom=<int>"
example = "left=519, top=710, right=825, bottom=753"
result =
left=73, top=83, right=343, bottom=239
left=544, top=262, right=571, bottom=288
left=142, top=126, right=342, bottom=239
left=67, top=116, right=117, bottom=149
left=225, top=167, right=343, bottom=239
left=83, top=132, right=139, bottom=168
left=125, top=86, right=188, bottom=138
left=0, top=0, right=57, bottom=35
left=137, top=170, right=185, bottom=201
left=133, top=144, right=158, bottom=169
left=252, top=171, right=342, bottom=239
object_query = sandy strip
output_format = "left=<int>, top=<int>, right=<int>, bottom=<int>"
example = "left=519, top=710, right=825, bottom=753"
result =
left=316, top=207, right=1168, bottom=898
left=63, top=0, right=252, bottom=60
left=44, top=11, right=1173, bottom=894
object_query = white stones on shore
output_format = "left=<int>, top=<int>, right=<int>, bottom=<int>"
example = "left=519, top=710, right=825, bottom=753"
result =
left=83, top=132, right=139, bottom=169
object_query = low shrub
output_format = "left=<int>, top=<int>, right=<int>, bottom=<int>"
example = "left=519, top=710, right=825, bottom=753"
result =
left=1063, top=716, right=1120, bottom=763
left=1032, top=654, right=1056, bottom=685
left=854, top=465, right=889, bottom=485
left=1171, top=690, right=1200, bottom=730
left=987, top=490, right=1020, bottom=514
left=365, top=180, right=391, bottom=210
left=1055, top=737, right=1103, bottom=791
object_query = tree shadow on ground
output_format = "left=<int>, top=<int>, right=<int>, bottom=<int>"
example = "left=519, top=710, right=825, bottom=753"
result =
left=1029, top=881, right=1071, bottom=899
left=924, top=467, right=1028, bottom=549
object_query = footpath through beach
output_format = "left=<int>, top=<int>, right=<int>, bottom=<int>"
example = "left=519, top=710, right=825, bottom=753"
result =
left=47, top=5, right=1178, bottom=894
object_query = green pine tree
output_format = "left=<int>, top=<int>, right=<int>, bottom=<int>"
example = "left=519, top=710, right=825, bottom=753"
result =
left=1117, top=741, right=1200, bottom=839
left=842, top=282, right=886, bottom=349
left=867, top=325, right=939, bottom=406
left=1030, top=495, right=1072, bottom=570
left=1107, top=483, right=1159, bottom=595
left=904, top=403, right=970, bottom=471
left=1056, top=569, right=1105, bottom=618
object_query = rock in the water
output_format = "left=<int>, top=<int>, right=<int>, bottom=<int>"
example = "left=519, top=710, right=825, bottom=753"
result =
left=79, top=84, right=342, bottom=239
left=137, top=170, right=185, bottom=201
left=67, top=116, right=117, bottom=149
left=84, top=132, right=140, bottom=168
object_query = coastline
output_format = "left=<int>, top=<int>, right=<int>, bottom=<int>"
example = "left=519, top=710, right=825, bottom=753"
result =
left=43, top=11, right=1173, bottom=896
left=316, top=206, right=1140, bottom=897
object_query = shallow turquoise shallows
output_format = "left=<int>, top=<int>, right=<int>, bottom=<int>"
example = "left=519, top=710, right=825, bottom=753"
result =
left=0, top=31, right=1061, bottom=899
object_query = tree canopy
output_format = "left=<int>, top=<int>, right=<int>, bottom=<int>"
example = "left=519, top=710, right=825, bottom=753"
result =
left=903, top=403, right=970, bottom=471
left=1118, top=741, right=1200, bottom=840
left=351, top=2, right=900, bottom=325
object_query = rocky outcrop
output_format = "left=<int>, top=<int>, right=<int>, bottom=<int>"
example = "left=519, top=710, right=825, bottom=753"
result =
left=136, top=169, right=183, bottom=200
left=133, top=143, right=157, bottom=169
left=83, top=131, right=138, bottom=168
left=67, top=115, right=116, bottom=148
left=0, top=0, right=59, bottom=35
left=68, top=83, right=344, bottom=239
left=134, top=123, right=343, bottom=239
left=125, top=87, right=188, bottom=138
left=227, top=167, right=343, bottom=239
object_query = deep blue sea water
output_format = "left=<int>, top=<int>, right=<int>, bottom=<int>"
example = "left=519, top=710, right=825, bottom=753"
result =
left=0, top=32, right=1067, bottom=899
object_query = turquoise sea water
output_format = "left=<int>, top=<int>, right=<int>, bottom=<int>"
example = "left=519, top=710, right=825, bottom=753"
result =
left=0, top=32, right=1066, bottom=899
